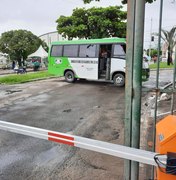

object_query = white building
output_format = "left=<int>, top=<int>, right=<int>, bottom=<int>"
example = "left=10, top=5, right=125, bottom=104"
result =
left=0, top=52, right=8, bottom=64
left=39, top=31, right=68, bottom=47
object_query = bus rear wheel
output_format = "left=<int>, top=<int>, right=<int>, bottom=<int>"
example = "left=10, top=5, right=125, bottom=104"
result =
left=65, top=71, right=76, bottom=83
left=113, top=73, right=125, bottom=87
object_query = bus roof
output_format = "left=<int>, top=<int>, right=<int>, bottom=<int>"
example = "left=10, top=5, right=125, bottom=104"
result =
left=51, top=37, right=126, bottom=45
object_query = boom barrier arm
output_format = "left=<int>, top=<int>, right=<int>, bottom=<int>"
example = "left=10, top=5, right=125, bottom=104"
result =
left=0, top=120, right=166, bottom=167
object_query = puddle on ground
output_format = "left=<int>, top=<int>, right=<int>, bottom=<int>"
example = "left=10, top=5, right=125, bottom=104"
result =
left=33, top=145, right=68, bottom=167
left=0, top=149, right=24, bottom=170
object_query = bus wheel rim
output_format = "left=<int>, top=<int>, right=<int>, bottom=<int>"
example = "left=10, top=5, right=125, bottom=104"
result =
left=116, top=76, right=123, bottom=84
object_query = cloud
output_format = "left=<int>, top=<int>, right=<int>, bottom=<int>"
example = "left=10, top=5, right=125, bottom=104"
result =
left=0, top=0, right=121, bottom=36
left=1, top=0, right=175, bottom=49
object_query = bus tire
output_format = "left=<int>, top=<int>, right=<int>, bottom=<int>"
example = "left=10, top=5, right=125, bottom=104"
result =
left=113, top=73, right=125, bottom=87
left=65, top=71, right=76, bottom=83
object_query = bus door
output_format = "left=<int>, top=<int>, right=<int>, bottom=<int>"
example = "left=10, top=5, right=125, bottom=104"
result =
left=99, top=44, right=112, bottom=80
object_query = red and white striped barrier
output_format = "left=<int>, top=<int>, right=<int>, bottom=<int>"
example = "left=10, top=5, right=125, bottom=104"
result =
left=0, top=120, right=166, bottom=166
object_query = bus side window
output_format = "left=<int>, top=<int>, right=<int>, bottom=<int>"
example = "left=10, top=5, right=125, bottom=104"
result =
left=113, top=44, right=126, bottom=59
left=79, top=44, right=96, bottom=58
left=51, top=45, right=63, bottom=57
left=63, top=45, right=79, bottom=57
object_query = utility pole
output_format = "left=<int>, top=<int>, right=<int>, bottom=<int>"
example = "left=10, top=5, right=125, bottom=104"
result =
left=171, top=0, right=176, bottom=116
left=152, top=0, right=164, bottom=179
left=171, top=46, right=176, bottom=114
left=124, top=0, right=136, bottom=178
left=125, top=0, right=145, bottom=179
left=149, top=18, right=153, bottom=57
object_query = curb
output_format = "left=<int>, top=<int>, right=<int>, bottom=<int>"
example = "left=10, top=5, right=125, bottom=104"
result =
left=20, top=76, right=61, bottom=84
left=150, top=68, right=174, bottom=71
left=0, top=76, right=62, bottom=85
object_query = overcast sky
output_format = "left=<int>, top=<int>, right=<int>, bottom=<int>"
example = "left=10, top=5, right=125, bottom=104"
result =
left=145, top=0, right=176, bottom=48
left=0, top=0, right=176, bottom=48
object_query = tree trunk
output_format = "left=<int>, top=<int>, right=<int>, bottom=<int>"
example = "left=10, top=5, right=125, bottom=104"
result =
left=18, top=59, right=22, bottom=67
left=170, top=50, right=173, bottom=65
left=167, top=46, right=171, bottom=66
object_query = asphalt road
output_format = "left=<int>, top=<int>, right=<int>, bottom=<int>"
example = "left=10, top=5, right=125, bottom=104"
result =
left=0, top=69, right=174, bottom=180
left=0, top=79, right=125, bottom=180
left=143, top=69, right=174, bottom=88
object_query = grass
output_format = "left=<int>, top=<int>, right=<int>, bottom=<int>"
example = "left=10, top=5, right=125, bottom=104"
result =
left=149, top=62, right=174, bottom=69
left=0, top=71, right=57, bottom=84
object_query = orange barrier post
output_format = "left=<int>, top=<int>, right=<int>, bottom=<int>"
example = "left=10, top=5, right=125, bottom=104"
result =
left=156, top=115, right=176, bottom=180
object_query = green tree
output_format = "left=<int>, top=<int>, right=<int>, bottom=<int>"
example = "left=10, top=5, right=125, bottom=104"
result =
left=56, top=6, right=126, bottom=39
left=161, top=27, right=176, bottom=65
left=146, top=49, right=161, bottom=57
left=0, top=30, right=48, bottom=66
left=83, top=0, right=155, bottom=4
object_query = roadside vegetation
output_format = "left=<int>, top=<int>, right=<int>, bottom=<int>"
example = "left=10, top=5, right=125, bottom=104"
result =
left=83, top=0, right=155, bottom=4
left=0, top=30, right=48, bottom=67
left=149, top=62, right=174, bottom=69
left=0, top=71, right=56, bottom=84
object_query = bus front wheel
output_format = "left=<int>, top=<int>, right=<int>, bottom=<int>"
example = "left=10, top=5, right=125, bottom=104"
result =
left=65, top=71, right=76, bottom=83
left=113, top=73, right=125, bottom=87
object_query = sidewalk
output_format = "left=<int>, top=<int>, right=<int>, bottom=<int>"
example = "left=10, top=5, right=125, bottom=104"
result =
left=150, top=68, right=174, bottom=71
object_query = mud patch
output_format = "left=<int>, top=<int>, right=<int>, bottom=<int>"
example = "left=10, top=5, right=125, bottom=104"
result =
left=63, top=109, right=72, bottom=113
left=111, top=130, right=120, bottom=140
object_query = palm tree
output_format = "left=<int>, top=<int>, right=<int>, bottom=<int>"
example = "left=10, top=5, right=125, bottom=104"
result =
left=161, top=26, right=176, bottom=65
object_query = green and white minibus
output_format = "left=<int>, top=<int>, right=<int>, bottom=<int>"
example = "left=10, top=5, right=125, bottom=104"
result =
left=48, top=38, right=150, bottom=86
